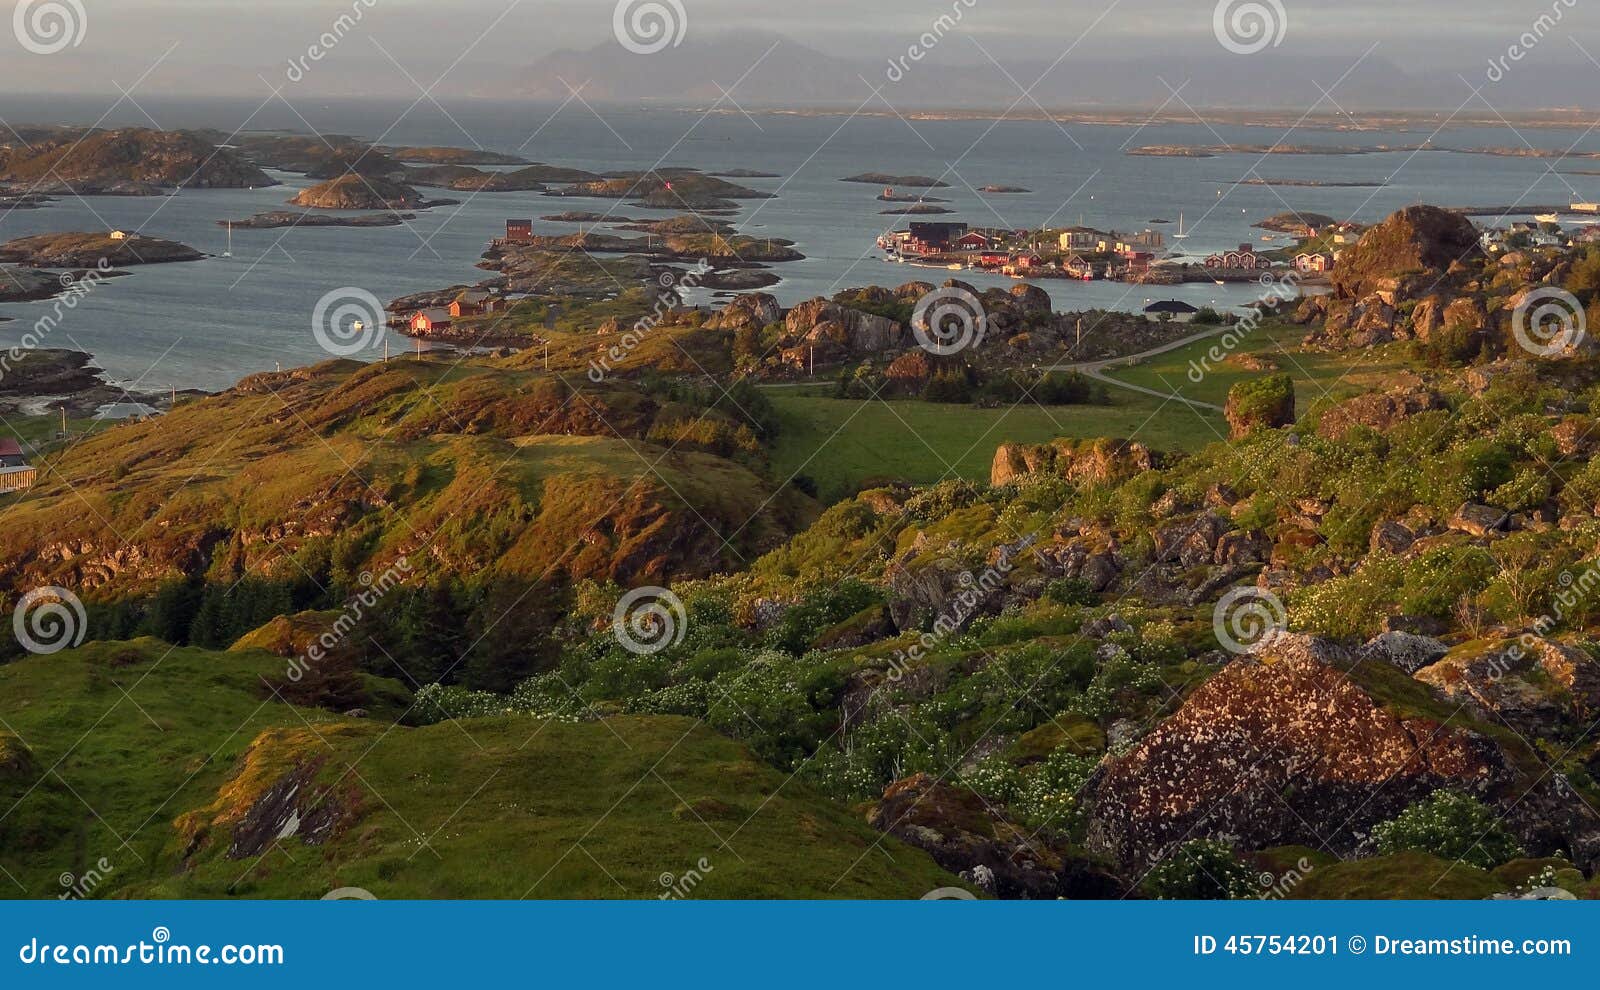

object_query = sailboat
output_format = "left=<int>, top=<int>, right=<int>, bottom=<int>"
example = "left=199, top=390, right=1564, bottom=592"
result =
left=223, top=221, right=233, bottom=258
left=1173, top=212, right=1189, bottom=240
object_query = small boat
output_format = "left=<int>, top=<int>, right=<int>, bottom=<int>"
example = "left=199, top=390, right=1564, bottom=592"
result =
left=947, top=263, right=964, bottom=271
left=1535, top=212, right=1561, bottom=223
left=223, top=221, right=233, bottom=258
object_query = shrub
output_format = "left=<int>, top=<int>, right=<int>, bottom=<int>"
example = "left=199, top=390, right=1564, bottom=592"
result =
left=1372, top=791, right=1523, bottom=869
left=1143, top=839, right=1259, bottom=899
left=1043, top=577, right=1097, bottom=607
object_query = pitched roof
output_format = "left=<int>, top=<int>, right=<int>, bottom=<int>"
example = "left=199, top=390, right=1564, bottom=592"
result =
left=413, top=308, right=452, bottom=323
left=0, top=438, right=23, bottom=457
left=1144, top=300, right=1199, bottom=313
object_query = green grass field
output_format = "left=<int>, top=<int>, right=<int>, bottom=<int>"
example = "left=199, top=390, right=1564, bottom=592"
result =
left=765, top=388, right=1226, bottom=501
left=1101, top=320, right=1415, bottom=412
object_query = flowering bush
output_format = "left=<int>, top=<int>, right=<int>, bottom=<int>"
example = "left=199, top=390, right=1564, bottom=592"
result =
left=1372, top=790, right=1522, bottom=869
left=1143, top=839, right=1259, bottom=900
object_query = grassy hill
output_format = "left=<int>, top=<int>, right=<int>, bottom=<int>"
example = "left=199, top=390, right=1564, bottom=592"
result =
left=0, top=639, right=957, bottom=899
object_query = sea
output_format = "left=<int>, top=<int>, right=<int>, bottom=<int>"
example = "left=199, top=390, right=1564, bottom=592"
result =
left=1, top=94, right=1597, bottom=393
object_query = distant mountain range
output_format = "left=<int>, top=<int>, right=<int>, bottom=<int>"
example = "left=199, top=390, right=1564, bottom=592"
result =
left=499, top=32, right=1598, bottom=114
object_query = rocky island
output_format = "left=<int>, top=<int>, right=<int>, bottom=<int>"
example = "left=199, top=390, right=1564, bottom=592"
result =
left=289, top=175, right=455, bottom=210
left=0, top=127, right=275, bottom=193
left=842, top=173, right=951, bottom=187
left=0, top=232, right=203, bottom=267
left=219, top=211, right=414, bottom=230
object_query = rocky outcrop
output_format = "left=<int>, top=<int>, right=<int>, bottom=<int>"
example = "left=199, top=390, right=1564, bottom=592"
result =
left=1316, top=386, right=1445, bottom=440
left=784, top=298, right=904, bottom=353
left=1448, top=502, right=1509, bottom=538
left=868, top=773, right=1127, bottom=899
left=0, top=127, right=275, bottom=191
left=1087, top=645, right=1600, bottom=867
left=1355, top=630, right=1449, bottom=674
left=990, top=438, right=1159, bottom=487
left=0, top=232, right=202, bottom=267
left=704, top=293, right=781, bottom=331
left=1414, top=637, right=1600, bottom=729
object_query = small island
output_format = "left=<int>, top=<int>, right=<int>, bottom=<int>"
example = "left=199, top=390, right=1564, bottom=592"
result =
left=710, top=168, right=781, bottom=178
left=383, top=146, right=531, bottom=166
left=219, top=211, right=414, bottom=230
left=880, top=204, right=955, bottom=215
left=841, top=173, right=951, bottom=188
left=0, top=231, right=202, bottom=267
left=290, top=175, right=454, bottom=210
left=978, top=185, right=1031, bottom=193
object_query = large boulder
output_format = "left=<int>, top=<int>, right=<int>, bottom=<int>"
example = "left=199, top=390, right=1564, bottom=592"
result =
left=1330, top=205, right=1482, bottom=301
left=1224, top=374, right=1295, bottom=438
left=1086, top=646, right=1600, bottom=867
left=704, top=292, right=781, bottom=331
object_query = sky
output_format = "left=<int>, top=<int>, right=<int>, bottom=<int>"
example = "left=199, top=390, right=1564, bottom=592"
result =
left=4, top=0, right=1599, bottom=106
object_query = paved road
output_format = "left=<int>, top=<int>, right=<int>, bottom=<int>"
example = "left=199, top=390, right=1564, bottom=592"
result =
left=1042, top=325, right=1230, bottom=413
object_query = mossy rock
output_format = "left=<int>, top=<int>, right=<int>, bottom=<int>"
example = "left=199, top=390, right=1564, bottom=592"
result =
left=1012, top=715, right=1105, bottom=761
left=1491, top=857, right=1585, bottom=894
left=1288, top=851, right=1508, bottom=899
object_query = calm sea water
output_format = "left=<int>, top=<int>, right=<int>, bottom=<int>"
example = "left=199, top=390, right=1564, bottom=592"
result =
left=0, top=95, right=1595, bottom=391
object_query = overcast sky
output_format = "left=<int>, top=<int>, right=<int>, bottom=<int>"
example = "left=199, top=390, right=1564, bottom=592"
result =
left=6, top=0, right=1599, bottom=102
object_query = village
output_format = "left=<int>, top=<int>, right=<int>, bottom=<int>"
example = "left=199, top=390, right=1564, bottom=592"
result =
left=872, top=204, right=1600, bottom=292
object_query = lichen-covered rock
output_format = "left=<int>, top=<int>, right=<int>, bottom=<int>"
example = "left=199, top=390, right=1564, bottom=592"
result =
left=1355, top=631, right=1449, bottom=674
left=1225, top=374, right=1295, bottom=438
left=1448, top=502, right=1509, bottom=538
left=1087, top=649, right=1520, bottom=866
left=1316, top=386, right=1445, bottom=440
